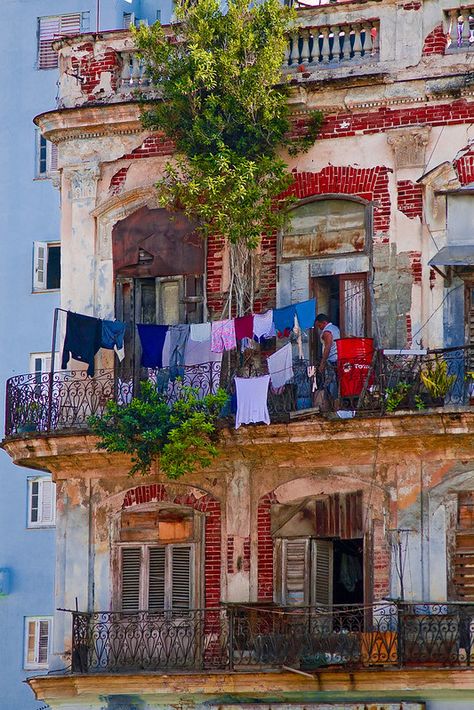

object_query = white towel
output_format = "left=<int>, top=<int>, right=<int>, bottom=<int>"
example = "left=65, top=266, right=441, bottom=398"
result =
left=253, top=310, right=275, bottom=340
left=267, top=343, right=293, bottom=390
left=190, top=322, right=212, bottom=342
left=235, top=375, right=270, bottom=429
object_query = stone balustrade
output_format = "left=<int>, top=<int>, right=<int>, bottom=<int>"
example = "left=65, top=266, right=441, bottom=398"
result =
left=445, top=7, right=474, bottom=51
left=285, top=19, right=379, bottom=67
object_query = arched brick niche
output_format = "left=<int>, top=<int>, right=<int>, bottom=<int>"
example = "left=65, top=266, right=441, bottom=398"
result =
left=122, top=483, right=222, bottom=607
left=256, top=476, right=390, bottom=603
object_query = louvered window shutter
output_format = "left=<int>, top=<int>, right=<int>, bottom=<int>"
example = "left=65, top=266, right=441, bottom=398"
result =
left=282, top=539, right=309, bottom=606
left=148, top=547, right=166, bottom=611
left=33, top=242, right=48, bottom=291
left=38, top=14, right=82, bottom=69
left=40, top=479, right=55, bottom=525
left=311, top=539, right=333, bottom=608
left=50, top=142, right=59, bottom=172
left=121, top=547, right=142, bottom=611
left=171, top=546, right=192, bottom=611
left=38, top=620, right=50, bottom=664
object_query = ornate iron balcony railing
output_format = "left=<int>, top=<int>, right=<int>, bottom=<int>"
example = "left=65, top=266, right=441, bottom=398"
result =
left=68, top=602, right=474, bottom=674
left=4, top=346, right=474, bottom=438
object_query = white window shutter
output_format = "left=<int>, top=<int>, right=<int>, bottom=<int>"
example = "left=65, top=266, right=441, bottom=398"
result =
left=33, top=242, right=48, bottom=291
left=40, top=480, right=55, bottom=525
left=171, top=545, right=192, bottom=611
left=26, top=620, right=37, bottom=665
left=148, top=547, right=165, bottom=611
left=282, top=538, right=310, bottom=606
left=49, top=142, right=59, bottom=173
left=121, top=547, right=142, bottom=612
left=38, top=14, right=82, bottom=69
left=311, top=539, right=333, bottom=608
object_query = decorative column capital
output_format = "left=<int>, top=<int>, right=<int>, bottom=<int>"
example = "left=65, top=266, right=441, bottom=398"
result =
left=387, top=126, right=431, bottom=169
left=65, top=164, right=100, bottom=200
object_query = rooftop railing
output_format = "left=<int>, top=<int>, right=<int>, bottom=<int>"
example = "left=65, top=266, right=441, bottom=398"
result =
left=69, top=601, right=474, bottom=674
left=4, top=346, right=474, bottom=438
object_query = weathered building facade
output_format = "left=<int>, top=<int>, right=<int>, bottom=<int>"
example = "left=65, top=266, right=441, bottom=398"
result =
left=5, top=0, right=474, bottom=708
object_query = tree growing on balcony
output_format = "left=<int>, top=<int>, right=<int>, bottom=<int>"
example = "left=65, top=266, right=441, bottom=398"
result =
left=134, top=0, right=321, bottom=315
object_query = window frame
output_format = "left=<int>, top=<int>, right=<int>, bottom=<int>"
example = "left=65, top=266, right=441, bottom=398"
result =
left=24, top=616, right=52, bottom=669
left=35, top=130, right=58, bottom=180
left=32, top=241, right=61, bottom=293
left=27, top=476, right=56, bottom=529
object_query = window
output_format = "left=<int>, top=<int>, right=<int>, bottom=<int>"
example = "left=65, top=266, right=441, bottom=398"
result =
left=24, top=617, right=51, bottom=669
left=33, top=242, right=61, bottom=291
left=28, top=477, right=56, bottom=528
left=35, top=131, right=58, bottom=179
left=29, top=352, right=59, bottom=381
left=120, top=544, right=194, bottom=612
left=277, top=538, right=334, bottom=607
left=37, top=13, right=90, bottom=69
left=123, top=12, right=136, bottom=28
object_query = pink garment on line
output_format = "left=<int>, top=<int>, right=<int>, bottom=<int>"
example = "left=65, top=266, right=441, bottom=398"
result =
left=211, top=319, right=236, bottom=353
left=234, top=375, right=270, bottom=429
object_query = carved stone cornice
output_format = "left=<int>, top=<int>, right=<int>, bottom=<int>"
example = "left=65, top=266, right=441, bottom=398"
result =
left=387, top=126, right=431, bottom=169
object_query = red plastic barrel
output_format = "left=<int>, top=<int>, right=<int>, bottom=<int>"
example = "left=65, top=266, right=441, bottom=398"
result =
left=336, top=338, right=375, bottom=397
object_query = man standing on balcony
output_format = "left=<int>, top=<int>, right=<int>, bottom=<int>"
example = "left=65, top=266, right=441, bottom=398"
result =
left=316, top=313, right=340, bottom=403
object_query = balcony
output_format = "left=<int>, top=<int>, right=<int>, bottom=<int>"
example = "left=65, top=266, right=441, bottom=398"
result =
left=4, top=346, right=474, bottom=439
left=69, top=602, right=474, bottom=674
left=53, top=1, right=386, bottom=111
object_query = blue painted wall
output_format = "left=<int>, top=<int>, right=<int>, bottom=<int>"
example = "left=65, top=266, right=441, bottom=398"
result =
left=0, top=2, right=159, bottom=708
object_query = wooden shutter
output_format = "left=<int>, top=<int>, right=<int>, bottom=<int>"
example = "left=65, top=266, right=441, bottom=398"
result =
left=50, top=142, right=59, bottom=173
left=40, top=479, right=55, bottom=525
left=171, top=545, right=192, bottom=610
left=282, top=538, right=310, bottom=606
left=38, top=14, right=82, bottom=69
left=311, top=539, right=333, bottom=608
left=38, top=620, right=50, bottom=664
left=340, top=274, right=367, bottom=338
left=455, top=493, right=474, bottom=600
left=148, top=547, right=166, bottom=611
left=121, top=547, right=142, bottom=611
left=33, top=242, right=48, bottom=291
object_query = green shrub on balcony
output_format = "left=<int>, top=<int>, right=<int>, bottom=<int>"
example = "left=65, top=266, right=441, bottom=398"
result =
left=88, top=380, right=228, bottom=479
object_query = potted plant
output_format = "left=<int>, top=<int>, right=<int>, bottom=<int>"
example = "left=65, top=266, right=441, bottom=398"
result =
left=420, top=359, right=456, bottom=407
left=17, top=401, right=44, bottom=434
left=385, top=382, right=412, bottom=412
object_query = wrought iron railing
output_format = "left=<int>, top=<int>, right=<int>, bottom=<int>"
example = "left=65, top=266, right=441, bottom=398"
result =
left=5, top=346, right=474, bottom=437
left=69, top=602, right=474, bottom=673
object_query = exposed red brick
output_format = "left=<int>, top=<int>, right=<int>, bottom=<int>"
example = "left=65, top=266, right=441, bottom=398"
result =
left=397, top=180, right=423, bottom=219
left=291, top=98, right=474, bottom=143
left=430, top=268, right=437, bottom=290
left=454, top=143, right=474, bottom=185
left=422, top=24, right=447, bottom=55
left=109, top=166, right=129, bottom=195
left=71, top=45, right=120, bottom=97
left=257, top=491, right=278, bottom=601
left=121, top=134, right=175, bottom=160
left=408, top=251, right=423, bottom=285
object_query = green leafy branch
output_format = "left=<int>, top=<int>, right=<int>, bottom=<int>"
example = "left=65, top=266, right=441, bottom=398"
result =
left=88, top=380, right=228, bottom=479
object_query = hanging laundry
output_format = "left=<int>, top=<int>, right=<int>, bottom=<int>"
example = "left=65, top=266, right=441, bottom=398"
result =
left=101, top=320, right=127, bottom=362
left=184, top=338, right=222, bottom=366
left=235, top=375, right=270, bottom=429
left=211, top=319, right=236, bottom=353
left=169, top=324, right=190, bottom=381
left=295, top=298, right=316, bottom=330
left=234, top=314, right=254, bottom=341
left=61, top=311, right=102, bottom=377
left=137, top=324, right=169, bottom=368
left=272, top=305, right=296, bottom=338
left=253, top=309, right=275, bottom=342
left=190, top=322, right=212, bottom=342
left=161, top=330, right=171, bottom=368
left=267, top=343, right=294, bottom=391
